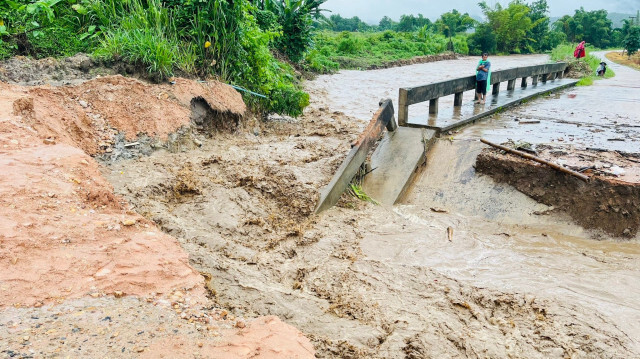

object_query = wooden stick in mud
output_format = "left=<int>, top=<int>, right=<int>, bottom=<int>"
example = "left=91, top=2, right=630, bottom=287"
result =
left=480, top=139, right=590, bottom=182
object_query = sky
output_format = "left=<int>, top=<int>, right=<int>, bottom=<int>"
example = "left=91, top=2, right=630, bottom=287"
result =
left=322, top=0, right=640, bottom=24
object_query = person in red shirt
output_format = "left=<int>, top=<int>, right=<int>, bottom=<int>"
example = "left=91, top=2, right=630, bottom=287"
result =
left=574, top=41, right=586, bottom=59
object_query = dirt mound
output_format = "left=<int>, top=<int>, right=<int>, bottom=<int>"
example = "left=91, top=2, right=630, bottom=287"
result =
left=564, top=59, right=593, bottom=78
left=0, top=53, right=171, bottom=86
left=476, top=147, right=640, bottom=237
left=0, top=53, right=114, bottom=86
left=4, top=75, right=245, bottom=155
left=1, top=297, right=315, bottom=358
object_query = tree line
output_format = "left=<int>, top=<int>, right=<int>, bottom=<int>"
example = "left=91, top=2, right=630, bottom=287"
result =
left=316, top=1, right=640, bottom=56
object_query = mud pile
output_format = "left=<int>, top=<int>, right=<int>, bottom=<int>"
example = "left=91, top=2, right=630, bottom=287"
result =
left=7, top=75, right=245, bottom=156
left=476, top=146, right=640, bottom=237
left=0, top=76, right=315, bottom=358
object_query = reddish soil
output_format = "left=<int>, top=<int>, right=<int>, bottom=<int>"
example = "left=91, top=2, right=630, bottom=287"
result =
left=476, top=146, right=640, bottom=238
left=0, top=76, right=314, bottom=358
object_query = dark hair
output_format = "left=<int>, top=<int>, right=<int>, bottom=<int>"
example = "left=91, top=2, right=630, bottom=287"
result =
left=482, top=52, right=489, bottom=56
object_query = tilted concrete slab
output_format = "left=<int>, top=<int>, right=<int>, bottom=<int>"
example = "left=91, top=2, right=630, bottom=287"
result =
left=362, top=127, right=436, bottom=206
left=315, top=99, right=397, bottom=214
left=404, top=78, right=578, bottom=134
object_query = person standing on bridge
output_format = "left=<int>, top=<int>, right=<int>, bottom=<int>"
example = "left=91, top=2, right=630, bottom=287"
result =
left=475, top=53, right=491, bottom=105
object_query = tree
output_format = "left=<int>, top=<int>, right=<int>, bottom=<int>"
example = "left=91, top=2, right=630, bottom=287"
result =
left=395, top=14, right=431, bottom=32
left=434, top=9, right=475, bottom=38
left=479, top=0, right=537, bottom=53
left=624, top=27, right=640, bottom=56
left=327, top=14, right=373, bottom=32
left=526, top=0, right=551, bottom=51
left=378, top=16, right=397, bottom=31
left=467, top=22, right=496, bottom=55
left=553, top=8, right=613, bottom=49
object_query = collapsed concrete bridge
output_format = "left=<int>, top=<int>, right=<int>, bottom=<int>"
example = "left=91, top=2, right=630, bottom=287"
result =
left=316, top=62, right=577, bottom=212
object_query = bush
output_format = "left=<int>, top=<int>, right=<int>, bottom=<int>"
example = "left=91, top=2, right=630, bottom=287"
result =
left=302, top=49, right=339, bottom=73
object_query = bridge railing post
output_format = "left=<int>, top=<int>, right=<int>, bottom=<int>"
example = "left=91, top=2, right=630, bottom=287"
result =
left=454, top=92, right=463, bottom=106
left=521, top=77, right=527, bottom=88
left=507, top=79, right=516, bottom=91
left=398, top=89, right=409, bottom=126
left=492, top=82, right=500, bottom=95
left=429, top=98, right=439, bottom=114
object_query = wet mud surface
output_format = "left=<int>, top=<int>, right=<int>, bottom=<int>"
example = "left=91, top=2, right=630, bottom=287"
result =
left=100, top=54, right=640, bottom=357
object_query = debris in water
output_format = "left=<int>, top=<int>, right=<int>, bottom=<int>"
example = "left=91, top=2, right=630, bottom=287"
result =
left=447, top=227, right=453, bottom=242
left=430, top=207, right=449, bottom=213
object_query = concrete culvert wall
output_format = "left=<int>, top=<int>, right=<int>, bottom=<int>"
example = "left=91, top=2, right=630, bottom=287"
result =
left=190, top=97, right=242, bottom=134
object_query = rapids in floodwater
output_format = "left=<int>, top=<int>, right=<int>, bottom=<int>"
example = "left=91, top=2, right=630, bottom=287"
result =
left=306, top=53, right=640, bottom=350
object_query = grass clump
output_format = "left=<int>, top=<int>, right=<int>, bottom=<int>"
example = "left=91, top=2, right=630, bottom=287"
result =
left=346, top=164, right=379, bottom=205
left=92, top=0, right=190, bottom=80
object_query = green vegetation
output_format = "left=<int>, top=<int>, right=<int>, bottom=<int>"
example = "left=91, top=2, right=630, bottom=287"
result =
left=0, top=0, right=637, bottom=115
left=305, top=30, right=467, bottom=71
left=624, top=27, right=640, bottom=56
left=551, top=43, right=615, bottom=85
left=0, top=0, right=312, bottom=117
left=554, top=8, right=614, bottom=49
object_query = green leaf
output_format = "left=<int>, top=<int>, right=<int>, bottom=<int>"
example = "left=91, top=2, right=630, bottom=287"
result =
left=72, top=4, right=88, bottom=15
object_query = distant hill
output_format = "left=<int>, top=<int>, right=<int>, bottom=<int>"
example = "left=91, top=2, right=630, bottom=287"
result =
left=609, top=12, right=637, bottom=28
left=549, top=12, right=636, bottom=29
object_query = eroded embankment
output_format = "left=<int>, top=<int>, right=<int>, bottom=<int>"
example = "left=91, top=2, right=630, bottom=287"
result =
left=476, top=147, right=640, bottom=238
left=0, top=76, right=315, bottom=358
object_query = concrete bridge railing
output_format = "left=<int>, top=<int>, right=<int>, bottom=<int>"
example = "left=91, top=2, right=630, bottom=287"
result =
left=397, top=62, right=568, bottom=126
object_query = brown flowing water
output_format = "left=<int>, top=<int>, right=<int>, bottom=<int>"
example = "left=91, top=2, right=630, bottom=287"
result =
left=307, top=53, right=640, bottom=352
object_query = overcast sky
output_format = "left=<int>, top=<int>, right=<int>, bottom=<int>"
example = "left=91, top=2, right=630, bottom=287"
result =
left=322, top=0, right=639, bottom=24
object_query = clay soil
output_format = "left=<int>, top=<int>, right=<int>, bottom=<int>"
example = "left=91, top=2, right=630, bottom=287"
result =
left=2, top=56, right=640, bottom=358
left=0, top=71, right=315, bottom=358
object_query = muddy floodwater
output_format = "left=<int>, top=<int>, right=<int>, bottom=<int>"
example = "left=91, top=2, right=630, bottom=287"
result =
left=308, top=53, right=640, bottom=351
left=106, top=53, right=640, bottom=357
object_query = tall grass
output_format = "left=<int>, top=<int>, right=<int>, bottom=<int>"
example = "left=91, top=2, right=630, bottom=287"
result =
left=305, top=30, right=468, bottom=72
left=92, top=0, right=195, bottom=79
